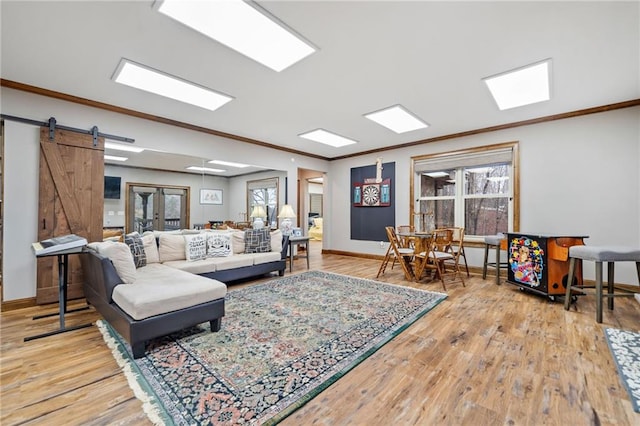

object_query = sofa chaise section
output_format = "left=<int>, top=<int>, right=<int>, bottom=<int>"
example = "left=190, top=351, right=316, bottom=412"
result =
left=81, top=249, right=226, bottom=358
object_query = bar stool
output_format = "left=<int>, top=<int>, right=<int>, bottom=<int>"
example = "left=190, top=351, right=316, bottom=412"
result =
left=482, top=233, right=508, bottom=285
left=563, top=245, right=640, bottom=323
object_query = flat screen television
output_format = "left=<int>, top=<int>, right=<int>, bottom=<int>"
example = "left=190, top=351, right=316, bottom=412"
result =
left=104, top=176, right=121, bottom=199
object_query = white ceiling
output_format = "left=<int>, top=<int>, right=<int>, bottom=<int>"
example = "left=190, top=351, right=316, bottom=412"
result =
left=1, top=1, right=638, bottom=174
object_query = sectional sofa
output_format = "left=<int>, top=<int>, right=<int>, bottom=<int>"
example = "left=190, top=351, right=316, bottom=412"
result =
left=82, top=228, right=289, bottom=358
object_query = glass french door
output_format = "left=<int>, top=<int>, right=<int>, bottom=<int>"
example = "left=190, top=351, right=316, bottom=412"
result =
left=126, top=183, right=189, bottom=234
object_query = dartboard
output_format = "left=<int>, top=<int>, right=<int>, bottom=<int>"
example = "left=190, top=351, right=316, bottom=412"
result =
left=362, top=184, right=380, bottom=206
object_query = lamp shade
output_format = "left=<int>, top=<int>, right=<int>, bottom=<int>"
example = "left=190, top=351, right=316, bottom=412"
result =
left=250, top=205, right=266, bottom=218
left=277, top=204, right=296, bottom=219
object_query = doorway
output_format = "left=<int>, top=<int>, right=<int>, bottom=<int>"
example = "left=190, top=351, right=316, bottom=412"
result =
left=126, top=183, right=189, bottom=233
left=297, top=169, right=325, bottom=237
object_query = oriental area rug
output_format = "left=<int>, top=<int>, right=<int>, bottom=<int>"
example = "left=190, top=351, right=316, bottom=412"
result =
left=98, top=270, right=446, bottom=425
left=604, top=327, right=640, bottom=412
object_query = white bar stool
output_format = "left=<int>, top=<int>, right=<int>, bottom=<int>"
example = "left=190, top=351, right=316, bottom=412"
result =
left=563, top=245, right=640, bottom=323
left=482, top=233, right=508, bottom=285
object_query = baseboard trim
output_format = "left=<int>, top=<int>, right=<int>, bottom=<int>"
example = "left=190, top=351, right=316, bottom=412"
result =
left=320, top=249, right=501, bottom=277
left=321, top=249, right=385, bottom=261
left=2, top=297, right=37, bottom=312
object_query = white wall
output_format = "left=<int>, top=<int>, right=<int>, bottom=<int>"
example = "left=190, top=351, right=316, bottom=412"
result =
left=3, top=121, right=39, bottom=301
left=1, top=88, right=329, bottom=301
left=328, top=107, right=640, bottom=284
left=2, top=87, right=639, bottom=303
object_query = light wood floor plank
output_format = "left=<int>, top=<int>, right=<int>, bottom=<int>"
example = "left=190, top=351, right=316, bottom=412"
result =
left=2, top=241, right=639, bottom=425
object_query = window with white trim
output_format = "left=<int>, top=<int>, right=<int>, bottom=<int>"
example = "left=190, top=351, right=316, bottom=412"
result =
left=411, top=142, right=518, bottom=240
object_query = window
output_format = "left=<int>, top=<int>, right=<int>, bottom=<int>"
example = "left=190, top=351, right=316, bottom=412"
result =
left=411, top=142, right=519, bottom=240
left=247, top=178, right=279, bottom=228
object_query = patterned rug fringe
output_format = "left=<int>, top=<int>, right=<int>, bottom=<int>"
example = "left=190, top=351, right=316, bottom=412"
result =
left=97, top=321, right=167, bottom=425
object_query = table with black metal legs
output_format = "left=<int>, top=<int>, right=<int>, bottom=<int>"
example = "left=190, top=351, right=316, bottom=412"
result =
left=25, top=247, right=93, bottom=342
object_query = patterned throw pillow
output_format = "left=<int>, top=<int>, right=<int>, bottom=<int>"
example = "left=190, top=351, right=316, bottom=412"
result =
left=207, top=232, right=233, bottom=257
left=244, top=228, right=272, bottom=253
left=184, top=233, right=207, bottom=261
left=124, top=232, right=147, bottom=268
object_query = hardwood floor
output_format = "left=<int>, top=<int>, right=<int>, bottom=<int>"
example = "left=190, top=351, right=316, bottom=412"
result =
left=2, top=241, right=639, bottom=425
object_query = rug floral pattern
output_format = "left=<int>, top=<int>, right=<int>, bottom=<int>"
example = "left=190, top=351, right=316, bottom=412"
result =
left=604, top=327, right=640, bottom=413
left=100, top=271, right=446, bottom=425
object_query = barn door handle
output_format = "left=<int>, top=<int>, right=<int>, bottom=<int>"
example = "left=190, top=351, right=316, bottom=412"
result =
left=43, top=219, right=46, bottom=230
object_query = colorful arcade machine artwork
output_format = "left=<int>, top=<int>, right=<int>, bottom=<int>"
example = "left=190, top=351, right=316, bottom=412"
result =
left=508, top=235, right=545, bottom=289
left=506, top=233, right=587, bottom=300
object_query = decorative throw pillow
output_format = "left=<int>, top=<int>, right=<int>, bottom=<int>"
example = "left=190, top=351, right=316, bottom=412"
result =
left=244, top=228, right=272, bottom=254
left=124, top=232, right=147, bottom=268
left=207, top=232, right=233, bottom=257
left=184, top=233, right=207, bottom=261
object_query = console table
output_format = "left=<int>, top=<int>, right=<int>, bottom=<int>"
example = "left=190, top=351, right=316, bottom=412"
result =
left=505, top=232, right=588, bottom=301
left=25, top=246, right=92, bottom=341
left=288, top=236, right=310, bottom=272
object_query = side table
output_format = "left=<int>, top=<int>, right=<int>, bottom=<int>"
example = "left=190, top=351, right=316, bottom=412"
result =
left=25, top=246, right=93, bottom=341
left=288, top=236, right=310, bottom=272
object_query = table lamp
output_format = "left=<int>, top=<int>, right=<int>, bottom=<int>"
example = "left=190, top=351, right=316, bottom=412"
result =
left=277, top=204, right=296, bottom=236
left=250, top=205, right=267, bottom=229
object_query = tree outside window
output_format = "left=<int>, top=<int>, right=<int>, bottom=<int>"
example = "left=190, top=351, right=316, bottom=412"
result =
left=412, top=143, right=518, bottom=239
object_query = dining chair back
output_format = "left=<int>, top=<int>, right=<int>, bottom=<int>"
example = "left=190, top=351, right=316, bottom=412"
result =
left=379, top=226, right=415, bottom=281
left=448, top=227, right=470, bottom=277
left=428, top=228, right=465, bottom=291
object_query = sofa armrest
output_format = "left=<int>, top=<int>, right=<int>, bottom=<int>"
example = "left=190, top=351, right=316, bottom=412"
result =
left=281, top=235, right=290, bottom=260
left=81, top=249, right=124, bottom=303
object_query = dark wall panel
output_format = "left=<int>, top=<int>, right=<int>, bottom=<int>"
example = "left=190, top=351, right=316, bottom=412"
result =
left=350, top=162, right=395, bottom=241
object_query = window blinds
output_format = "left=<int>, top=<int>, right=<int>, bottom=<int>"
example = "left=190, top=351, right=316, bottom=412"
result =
left=414, top=147, right=513, bottom=173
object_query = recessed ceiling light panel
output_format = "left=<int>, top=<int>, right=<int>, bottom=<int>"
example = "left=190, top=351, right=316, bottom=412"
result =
left=186, top=166, right=226, bottom=174
left=364, top=105, right=429, bottom=133
left=483, top=59, right=551, bottom=110
left=208, top=160, right=250, bottom=168
left=156, top=0, right=316, bottom=72
left=298, top=129, right=358, bottom=148
left=423, top=172, right=449, bottom=178
left=105, top=142, right=145, bottom=153
left=105, top=155, right=128, bottom=162
left=112, top=58, right=233, bottom=111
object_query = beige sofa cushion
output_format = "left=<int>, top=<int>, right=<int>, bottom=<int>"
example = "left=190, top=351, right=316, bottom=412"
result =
left=252, top=251, right=281, bottom=265
left=214, top=254, right=255, bottom=271
left=163, top=257, right=220, bottom=275
left=270, top=229, right=283, bottom=253
left=141, top=233, right=160, bottom=264
left=232, top=231, right=245, bottom=254
left=112, top=263, right=227, bottom=320
left=159, top=234, right=186, bottom=262
left=88, top=241, right=137, bottom=284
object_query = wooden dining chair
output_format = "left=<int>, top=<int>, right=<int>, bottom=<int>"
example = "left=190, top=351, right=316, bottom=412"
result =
left=396, top=225, right=415, bottom=248
left=448, top=227, right=470, bottom=277
left=413, top=233, right=437, bottom=283
left=377, top=226, right=415, bottom=281
left=429, top=228, right=465, bottom=290
left=392, top=225, right=415, bottom=269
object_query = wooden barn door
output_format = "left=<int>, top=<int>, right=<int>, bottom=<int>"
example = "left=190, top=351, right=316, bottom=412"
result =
left=37, top=127, right=104, bottom=304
